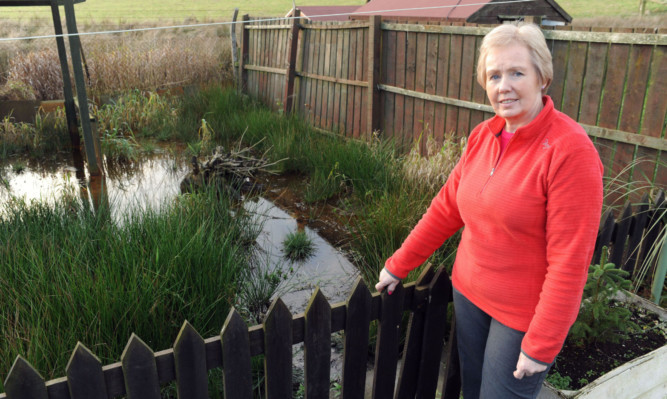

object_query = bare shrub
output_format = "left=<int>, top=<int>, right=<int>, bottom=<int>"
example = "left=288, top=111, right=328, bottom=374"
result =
left=1, top=20, right=234, bottom=100
left=7, top=48, right=63, bottom=100
left=402, top=133, right=467, bottom=193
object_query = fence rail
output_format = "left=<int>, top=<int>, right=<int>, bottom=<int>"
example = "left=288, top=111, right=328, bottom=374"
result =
left=0, top=265, right=461, bottom=399
left=237, top=15, right=667, bottom=196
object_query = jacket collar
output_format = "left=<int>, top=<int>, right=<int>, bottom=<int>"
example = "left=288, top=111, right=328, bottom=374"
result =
left=484, top=96, right=555, bottom=140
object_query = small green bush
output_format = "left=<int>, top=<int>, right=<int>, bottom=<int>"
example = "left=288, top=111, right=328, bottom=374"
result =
left=569, top=249, right=640, bottom=346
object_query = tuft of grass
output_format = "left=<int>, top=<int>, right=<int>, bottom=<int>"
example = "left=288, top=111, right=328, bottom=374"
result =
left=282, top=230, right=316, bottom=261
left=0, top=185, right=260, bottom=389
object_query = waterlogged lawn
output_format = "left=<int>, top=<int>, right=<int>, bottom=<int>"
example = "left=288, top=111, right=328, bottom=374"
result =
left=0, top=186, right=259, bottom=388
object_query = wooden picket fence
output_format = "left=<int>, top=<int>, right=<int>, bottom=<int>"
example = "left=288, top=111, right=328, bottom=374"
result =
left=236, top=14, right=667, bottom=196
left=0, top=265, right=462, bottom=399
left=594, top=189, right=666, bottom=276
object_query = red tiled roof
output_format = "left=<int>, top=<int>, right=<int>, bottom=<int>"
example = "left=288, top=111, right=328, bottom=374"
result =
left=353, top=0, right=492, bottom=19
left=288, top=6, right=362, bottom=21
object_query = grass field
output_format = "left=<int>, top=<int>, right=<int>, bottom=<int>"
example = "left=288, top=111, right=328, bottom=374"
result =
left=0, top=0, right=663, bottom=24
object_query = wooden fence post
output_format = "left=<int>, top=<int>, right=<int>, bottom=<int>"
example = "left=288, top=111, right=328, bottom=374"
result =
left=264, top=299, right=293, bottom=399
left=239, top=14, right=250, bottom=94
left=367, top=15, right=382, bottom=139
left=221, top=309, right=253, bottom=399
left=283, top=9, right=301, bottom=114
left=121, top=334, right=161, bottom=399
left=173, top=321, right=209, bottom=399
left=231, top=8, right=239, bottom=85
left=3, top=357, right=48, bottom=399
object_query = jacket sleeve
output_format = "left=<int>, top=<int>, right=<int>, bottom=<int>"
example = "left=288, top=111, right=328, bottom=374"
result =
left=383, top=132, right=473, bottom=279
left=521, top=135, right=603, bottom=364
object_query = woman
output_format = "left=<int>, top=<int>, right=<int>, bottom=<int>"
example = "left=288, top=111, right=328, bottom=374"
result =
left=375, top=23, right=603, bottom=399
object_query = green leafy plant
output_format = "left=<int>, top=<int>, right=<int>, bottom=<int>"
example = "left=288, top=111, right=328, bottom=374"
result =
left=282, top=230, right=315, bottom=261
left=569, top=248, right=640, bottom=346
left=547, top=371, right=572, bottom=390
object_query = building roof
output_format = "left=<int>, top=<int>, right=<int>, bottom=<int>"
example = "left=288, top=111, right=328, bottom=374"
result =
left=352, top=0, right=491, bottom=19
left=286, top=6, right=362, bottom=21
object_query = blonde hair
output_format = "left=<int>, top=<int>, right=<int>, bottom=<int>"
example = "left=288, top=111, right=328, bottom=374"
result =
left=476, top=23, right=553, bottom=93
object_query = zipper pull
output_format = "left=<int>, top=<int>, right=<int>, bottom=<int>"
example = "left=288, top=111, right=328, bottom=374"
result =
left=490, top=168, right=495, bottom=176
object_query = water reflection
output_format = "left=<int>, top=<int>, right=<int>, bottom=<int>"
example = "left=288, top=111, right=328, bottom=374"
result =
left=247, top=197, right=358, bottom=314
left=0, top=152, right=358, bottom=311
left=0, top=154, right=189, bottom=223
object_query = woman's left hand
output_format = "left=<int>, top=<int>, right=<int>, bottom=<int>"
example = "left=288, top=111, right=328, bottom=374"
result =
left=513, top=352, right=547, bottom=379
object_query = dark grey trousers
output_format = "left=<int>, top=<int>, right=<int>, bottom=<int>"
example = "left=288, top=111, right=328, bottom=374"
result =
left=453, top=288, right=552, bottom=399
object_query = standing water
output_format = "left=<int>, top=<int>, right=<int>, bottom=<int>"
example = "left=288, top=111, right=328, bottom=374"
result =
left=0, top=151, right=358, bottom=311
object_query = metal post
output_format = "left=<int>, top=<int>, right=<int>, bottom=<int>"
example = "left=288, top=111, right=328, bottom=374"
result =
left=49, top=0, right=80, bottom=150
left=62, top=0, right=101, bottom=175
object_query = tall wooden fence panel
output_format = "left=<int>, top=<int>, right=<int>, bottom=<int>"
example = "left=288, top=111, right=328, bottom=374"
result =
left=239, top=16, right=667, bottom=195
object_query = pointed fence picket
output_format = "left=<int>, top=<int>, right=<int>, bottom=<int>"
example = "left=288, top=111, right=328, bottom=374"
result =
left=593, top=189, right=665, bottom=274
left=1, top=264, right=459, bottom=399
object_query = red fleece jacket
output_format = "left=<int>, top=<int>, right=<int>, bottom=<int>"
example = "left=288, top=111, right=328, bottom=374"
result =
left=385, top=96, right=603, bottom=364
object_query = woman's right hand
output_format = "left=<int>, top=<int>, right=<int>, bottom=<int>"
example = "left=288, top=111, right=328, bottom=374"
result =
left=375, top=268, right=400, bottom=295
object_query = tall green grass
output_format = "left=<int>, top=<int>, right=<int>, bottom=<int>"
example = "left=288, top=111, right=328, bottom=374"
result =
left=174, top=87, right=461, bottom=285
left=0, top=186, right=260, bottom=389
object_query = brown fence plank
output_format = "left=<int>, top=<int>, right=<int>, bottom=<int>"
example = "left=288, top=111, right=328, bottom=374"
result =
left=66, top=343, right=107, bottom=399
left=371, top=284, right=405, bottom=399
left=594, top=208, right=616, bottom=264
left=381, top=26, right=397, bottom=138
left=413, top=30, right=428, bottom=150
left=333, top=28, right=344, bottom=132
left=434, top=31, right=451, bottom=144
left=264, top=298, right=293, bottom=399
left=346, top=27, right=358, bottom=137
left=625, top=194, right=650, bottom=272
left=620, top=45, right=653, bottom=134
left=415, top=268, right=451, bottom=398
left=440, top=315, right=461, bottom=399
left=423, top=32, right=439, bottom=143
left=469, top=35, right=486, bottom=131
left=315, top=25, right=325, bottom=128
left=368, top=16, right=382, bottom=138
left=640, top=46, right=667, bottom=138
left=395, top=266, right=435, bottom=399
left=121, top=334, right=161, bottom=399
left=578, top=42, right=608, bottom=125
left=328, top=25, right=338, bottom=131
left=445, top=34, right=462, bottom=135
left=174, top=321, right=208, bottom=399
left=323, top=28, right=332, bottom=130
left=549, top=39, right=569, bottom=110
left=221, top=309, right=253, bottom=399
left=305, top=289, right=332, bottom=398
left=342, top=278, right=372, bottom=399
left=394, top=21, right=408, bottom=146
left=561, top=41, right=587, bottom=119
left=457, top=34, right=476, bottom=137
left=4, top=357, right=48, bottom=399
left=339, top=28, right=350, bottom=136
left=357, top=28, right=368, bottom=139
left=599, top=43, right=631, bottom=130
left=404, top=30, right=417, bottom=145
left=610, top=203, right=634, bottom=268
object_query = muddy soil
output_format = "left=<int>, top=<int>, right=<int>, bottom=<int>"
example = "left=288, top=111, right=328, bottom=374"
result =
left=549, top=301, right=667, bottom=390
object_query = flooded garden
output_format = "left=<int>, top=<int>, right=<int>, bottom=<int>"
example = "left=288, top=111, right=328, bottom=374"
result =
left=0, top=86, right=460, bottom=394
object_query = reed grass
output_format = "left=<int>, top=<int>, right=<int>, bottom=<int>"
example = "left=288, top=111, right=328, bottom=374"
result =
left=1, top=19, right=233, bottom=100
left=0, top=185, right=260, bottom=389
